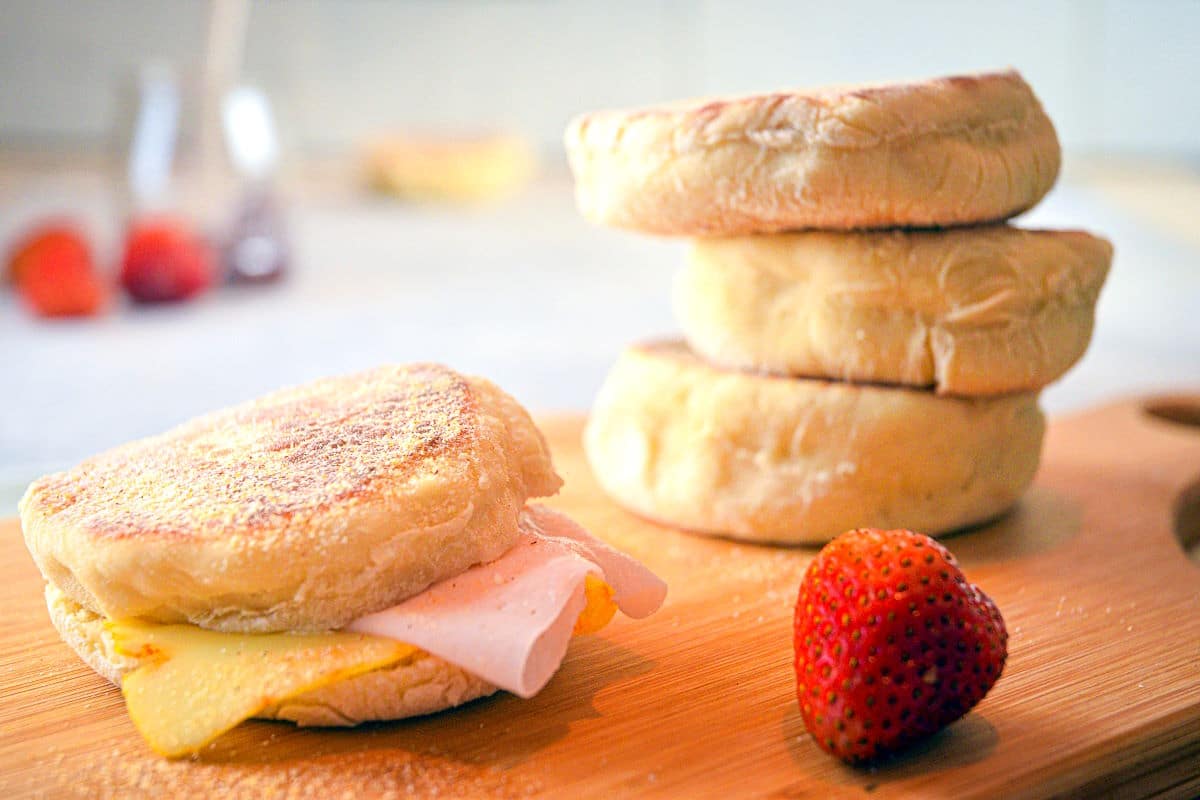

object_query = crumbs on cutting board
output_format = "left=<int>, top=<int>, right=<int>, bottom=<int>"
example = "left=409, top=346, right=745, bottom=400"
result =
left=44, top=747, right=544, bottom=800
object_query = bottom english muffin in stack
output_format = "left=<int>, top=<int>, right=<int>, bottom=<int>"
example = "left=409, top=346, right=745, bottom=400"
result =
left=584, top=341, right=1046, bottom=545
left=566, top=69, right=1112, bottom=544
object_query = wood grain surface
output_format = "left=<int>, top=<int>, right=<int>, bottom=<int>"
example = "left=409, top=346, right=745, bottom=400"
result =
left=1, top=397, right=1198, bottom=799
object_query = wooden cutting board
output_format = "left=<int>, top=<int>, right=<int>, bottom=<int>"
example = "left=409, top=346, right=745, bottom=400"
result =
left=1, top=396, right=1198, bottom=799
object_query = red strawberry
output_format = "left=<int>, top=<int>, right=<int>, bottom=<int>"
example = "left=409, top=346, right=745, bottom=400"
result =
left=14, top=224, right=106, bottom=317
left=7, top=222, right=90, bottom=286
left=120, top=218, right=215, bottom=303
left=793, top=528, right=1007, bottom=763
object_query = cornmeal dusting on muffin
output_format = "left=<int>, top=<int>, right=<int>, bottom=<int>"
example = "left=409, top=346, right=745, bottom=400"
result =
left=24, top=364, right=476, bottom=542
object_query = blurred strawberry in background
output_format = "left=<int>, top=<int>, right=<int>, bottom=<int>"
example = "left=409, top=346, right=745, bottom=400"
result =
left=9, top=222, right=107, bottom=318
left=120, top=218, right=215, bottom=303
left=7, top=221, right=88, bottom=286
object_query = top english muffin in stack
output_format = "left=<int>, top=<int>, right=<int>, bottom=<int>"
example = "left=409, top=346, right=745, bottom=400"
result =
left=566, top=70, right=1112, bottom=545
left=566, top=70, right=1059, bottom=235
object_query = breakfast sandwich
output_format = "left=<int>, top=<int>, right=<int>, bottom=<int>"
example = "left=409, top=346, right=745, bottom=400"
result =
left=20, top=364, right=666, bottom=757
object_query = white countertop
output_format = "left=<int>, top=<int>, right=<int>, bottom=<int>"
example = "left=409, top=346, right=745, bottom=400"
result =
left=3, top=167, right=1199, bottom=513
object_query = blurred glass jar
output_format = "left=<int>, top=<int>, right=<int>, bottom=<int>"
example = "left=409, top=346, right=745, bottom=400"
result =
left=117, top=64, right=288, bottom=286
left=219, top=86, right=288, bottom=283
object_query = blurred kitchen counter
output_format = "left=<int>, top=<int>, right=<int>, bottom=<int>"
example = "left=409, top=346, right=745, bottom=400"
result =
left=1, top=151, right=1199, bottom=512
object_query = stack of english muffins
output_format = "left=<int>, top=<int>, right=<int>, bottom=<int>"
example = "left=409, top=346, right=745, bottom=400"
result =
left=566, top=70, right=1112, bottom=545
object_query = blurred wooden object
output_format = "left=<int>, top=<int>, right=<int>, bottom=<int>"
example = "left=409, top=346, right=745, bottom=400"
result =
left=1072, top=158, right=1200, bottom=249
left=363, top=134, right=536, bottom=202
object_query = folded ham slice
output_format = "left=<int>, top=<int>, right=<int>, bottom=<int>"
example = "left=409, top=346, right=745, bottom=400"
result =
left=347, top=504, right=667, bottom=698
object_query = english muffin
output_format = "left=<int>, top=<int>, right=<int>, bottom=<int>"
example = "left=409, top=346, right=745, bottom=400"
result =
left=566, top=70, right=1059, bottom=236
left=585, top=342, right=1044, bottom=544
left=676, top=227, right=1111, bottom=394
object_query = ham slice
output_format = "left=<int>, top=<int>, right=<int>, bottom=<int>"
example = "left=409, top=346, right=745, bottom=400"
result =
left=346, top=504, right=667, bottom=698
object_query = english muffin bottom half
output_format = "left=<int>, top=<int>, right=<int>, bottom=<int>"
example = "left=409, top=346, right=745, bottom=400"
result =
left=45, top=582, right=498, bottom=728
left=585, top=342, right=1044, bottom=545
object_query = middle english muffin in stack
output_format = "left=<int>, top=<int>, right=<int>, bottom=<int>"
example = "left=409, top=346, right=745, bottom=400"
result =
left=566, top=69, right=1112, bottom=545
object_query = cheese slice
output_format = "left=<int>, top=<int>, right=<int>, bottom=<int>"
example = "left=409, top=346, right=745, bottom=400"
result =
left=574, top=575, right=617, bottom=635
left=108, top=621, right=415, bottom=757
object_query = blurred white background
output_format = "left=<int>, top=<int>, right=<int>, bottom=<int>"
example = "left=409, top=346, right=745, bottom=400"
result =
left=1, top=1, right=1198, bottom=513
left=3, top=0, right=1199, bottom=158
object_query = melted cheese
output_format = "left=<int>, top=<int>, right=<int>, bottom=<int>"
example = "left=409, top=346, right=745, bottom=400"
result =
left=108, top=621, right=415, bottom=757
left=108, top=575, right=622, bottom=757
